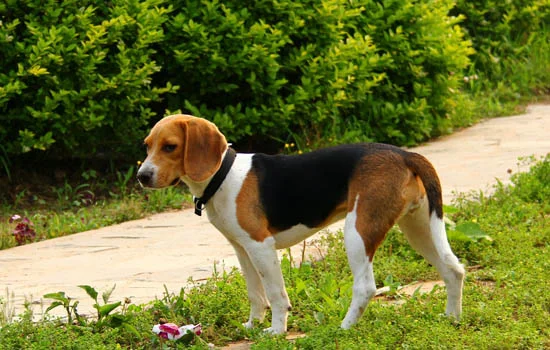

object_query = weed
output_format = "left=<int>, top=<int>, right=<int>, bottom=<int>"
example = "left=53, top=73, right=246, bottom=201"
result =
left=79, top=284, right=139, bottom=335
left=52, top=182, right=95, bottom=209
left=43, top=291, right=82, bottom=325
left=0, top=289, right=16, bottom=327
left=81, top=169, right=98, bottom=182
left=448, top=221, right=492, bottom=242
left=111, top=167, right=137, bottom=199
left=44, top=285, right=139, bottom=337
left=79, top=285, right=122, bottom=324
left=8, top=215, right=36, bottom=245
left=382, top=274, right=402, bottom=299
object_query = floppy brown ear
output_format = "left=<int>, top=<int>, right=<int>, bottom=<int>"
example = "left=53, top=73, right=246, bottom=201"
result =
left=182, top=118, right=227, bottom=182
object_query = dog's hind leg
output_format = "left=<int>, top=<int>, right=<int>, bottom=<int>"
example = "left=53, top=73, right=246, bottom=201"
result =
left=397, top=199, right=465, bottom=320
left=341, top=195, right=380, bottom=329
left=230, top=241, right=269, bottom=328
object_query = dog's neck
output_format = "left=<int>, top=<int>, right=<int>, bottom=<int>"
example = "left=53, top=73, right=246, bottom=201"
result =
left=181, top=176, right=211, bottom=198
left=181, top=148, right=229, bottom=198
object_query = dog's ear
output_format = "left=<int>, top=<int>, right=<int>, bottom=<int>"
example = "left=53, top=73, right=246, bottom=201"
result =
left=181, top=118, right=227, bottom=182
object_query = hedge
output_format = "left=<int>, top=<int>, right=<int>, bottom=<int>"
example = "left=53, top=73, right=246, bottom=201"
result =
left=0, top=0, right=177, bottom=159
left=1, top=0, right=548, bottom=165
left=159, top=0, right=472, bottom=149
left=452, top=0, right=550, bottom=83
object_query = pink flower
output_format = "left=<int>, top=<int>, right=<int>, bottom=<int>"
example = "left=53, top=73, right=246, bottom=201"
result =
left=9, top=214, right=21, bottom=223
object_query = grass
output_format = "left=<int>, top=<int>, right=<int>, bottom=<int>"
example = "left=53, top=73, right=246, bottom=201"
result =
left=0, top=155, right=548, bottom=349
left=0, top=166, right=192, bottom=250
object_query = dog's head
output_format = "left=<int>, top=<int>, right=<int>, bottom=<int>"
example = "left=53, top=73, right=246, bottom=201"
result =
left=137, top=114, right=227, bottom=188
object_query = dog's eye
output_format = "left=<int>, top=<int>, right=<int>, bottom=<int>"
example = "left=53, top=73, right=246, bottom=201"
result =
left=162, top=144, right=177, bottom=153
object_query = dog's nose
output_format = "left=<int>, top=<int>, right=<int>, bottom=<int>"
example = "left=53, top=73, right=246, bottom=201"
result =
left=137, top=169, right=153, bottom=187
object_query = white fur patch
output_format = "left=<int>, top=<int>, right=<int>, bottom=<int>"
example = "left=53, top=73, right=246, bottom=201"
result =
left=137, top=159, right=158, bottom=185
left=341, top=195, right=377, bottom=329
left=206, top=153, right=254, bottom=243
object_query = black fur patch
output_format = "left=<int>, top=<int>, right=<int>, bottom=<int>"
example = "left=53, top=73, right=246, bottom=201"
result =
left=252, top=144, right=399, bottom=231
left=251, top=143, right=443, bottom=231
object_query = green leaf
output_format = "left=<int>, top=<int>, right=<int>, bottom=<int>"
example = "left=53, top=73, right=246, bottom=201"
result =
left=43, top=292, right=68, bottom=303
left=45, top=301, right=64, bottom=313
left=27, top=65, right=49, bottom=76
left=122, top=323, right=141, bottom=337
left=449, top=221, right=493, bottom=242
left=447, top=230, right=472, bottom=242
left=443, top=205, right=459, bottom=214
left=98, top=301, right=122, bottom=317
left=295, top=278, right=307, bottom=295
left=455, top=222, right=493, bottom=242
left=108, top=314, right=125, bottom=327
left=102, top=284, right=117, bottom=304
left=314, top=311, right=325, bottom=325
left=78, top=285, right=98, bottom=301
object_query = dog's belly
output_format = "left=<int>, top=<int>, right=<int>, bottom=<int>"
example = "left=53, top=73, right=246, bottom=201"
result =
left=272, top=224, right=320, bottom=249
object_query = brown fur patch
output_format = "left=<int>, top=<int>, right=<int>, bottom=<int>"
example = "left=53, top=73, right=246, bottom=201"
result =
left=236, top=170, right=272, bottom=242
left=182, top=117, right=227, bottom=182
left=403, top=152, right=443, bottom=218
left=400, top=171, right=426, bottom=215
left=143, top=116, right=189, bottom=188
left=142, top=115, right=227, bottom=187
left=348, top=151, right=420, bottom=261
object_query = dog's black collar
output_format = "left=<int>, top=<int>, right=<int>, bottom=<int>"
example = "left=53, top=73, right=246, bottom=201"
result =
left=193, top=147, right=237, bottom=216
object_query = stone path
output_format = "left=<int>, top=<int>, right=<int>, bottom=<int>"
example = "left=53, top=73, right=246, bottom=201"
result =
left=1, top=104, right=549, bottom=320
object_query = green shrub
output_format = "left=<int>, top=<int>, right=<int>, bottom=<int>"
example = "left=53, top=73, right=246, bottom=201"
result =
left=0, top=0, right=177, bottom=159
left=500, top=155, right=550, bottom=205
left=2, top=0, right=548, bottom=166
left=0, top=0, right=476, bottom=161
left=452, top=0, right=550, bottom=70
left=452, top=0, right=550, bottom=98
left=159, top=0, right=473, bottom=148
left=7, top=0, right=529, bottom=165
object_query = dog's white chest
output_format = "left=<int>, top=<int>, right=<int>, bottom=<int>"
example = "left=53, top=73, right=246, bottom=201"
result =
left=206, top=154, right=319, bottom=249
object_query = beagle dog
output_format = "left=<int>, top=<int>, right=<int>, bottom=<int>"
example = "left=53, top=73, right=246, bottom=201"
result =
left=137, top=114, right=464, bottom=334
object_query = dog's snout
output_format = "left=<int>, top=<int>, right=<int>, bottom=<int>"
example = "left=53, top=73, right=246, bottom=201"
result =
left=137, top=168, right=154, bottom=187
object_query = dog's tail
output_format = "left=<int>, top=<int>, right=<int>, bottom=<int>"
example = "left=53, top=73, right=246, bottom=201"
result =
left=404, top=152, right=444, bottom=219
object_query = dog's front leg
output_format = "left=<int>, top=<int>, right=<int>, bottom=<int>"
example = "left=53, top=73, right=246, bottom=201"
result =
left=230, top=241, right=270, bottom=328
left=244, top=237, right=291, bottom=334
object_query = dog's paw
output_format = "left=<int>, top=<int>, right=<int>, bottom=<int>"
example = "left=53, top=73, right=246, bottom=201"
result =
left=263, top=326, right=285, bottom=335
left=242, top=321, right=254, bottom=329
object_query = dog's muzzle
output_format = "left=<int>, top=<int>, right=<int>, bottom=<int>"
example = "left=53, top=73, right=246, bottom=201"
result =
left=137, top=167, right=154, bottom=188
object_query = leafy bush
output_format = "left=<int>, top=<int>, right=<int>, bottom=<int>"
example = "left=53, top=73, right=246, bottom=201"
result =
left=452, top=0, right=550, bottom=98
left=7, top=0, right=548, bottom=164
left=160, top=0, right=473, bottom=148
left=515, top=157, right=550, bottom=204
left=0, top=0, right=177, bottom=159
